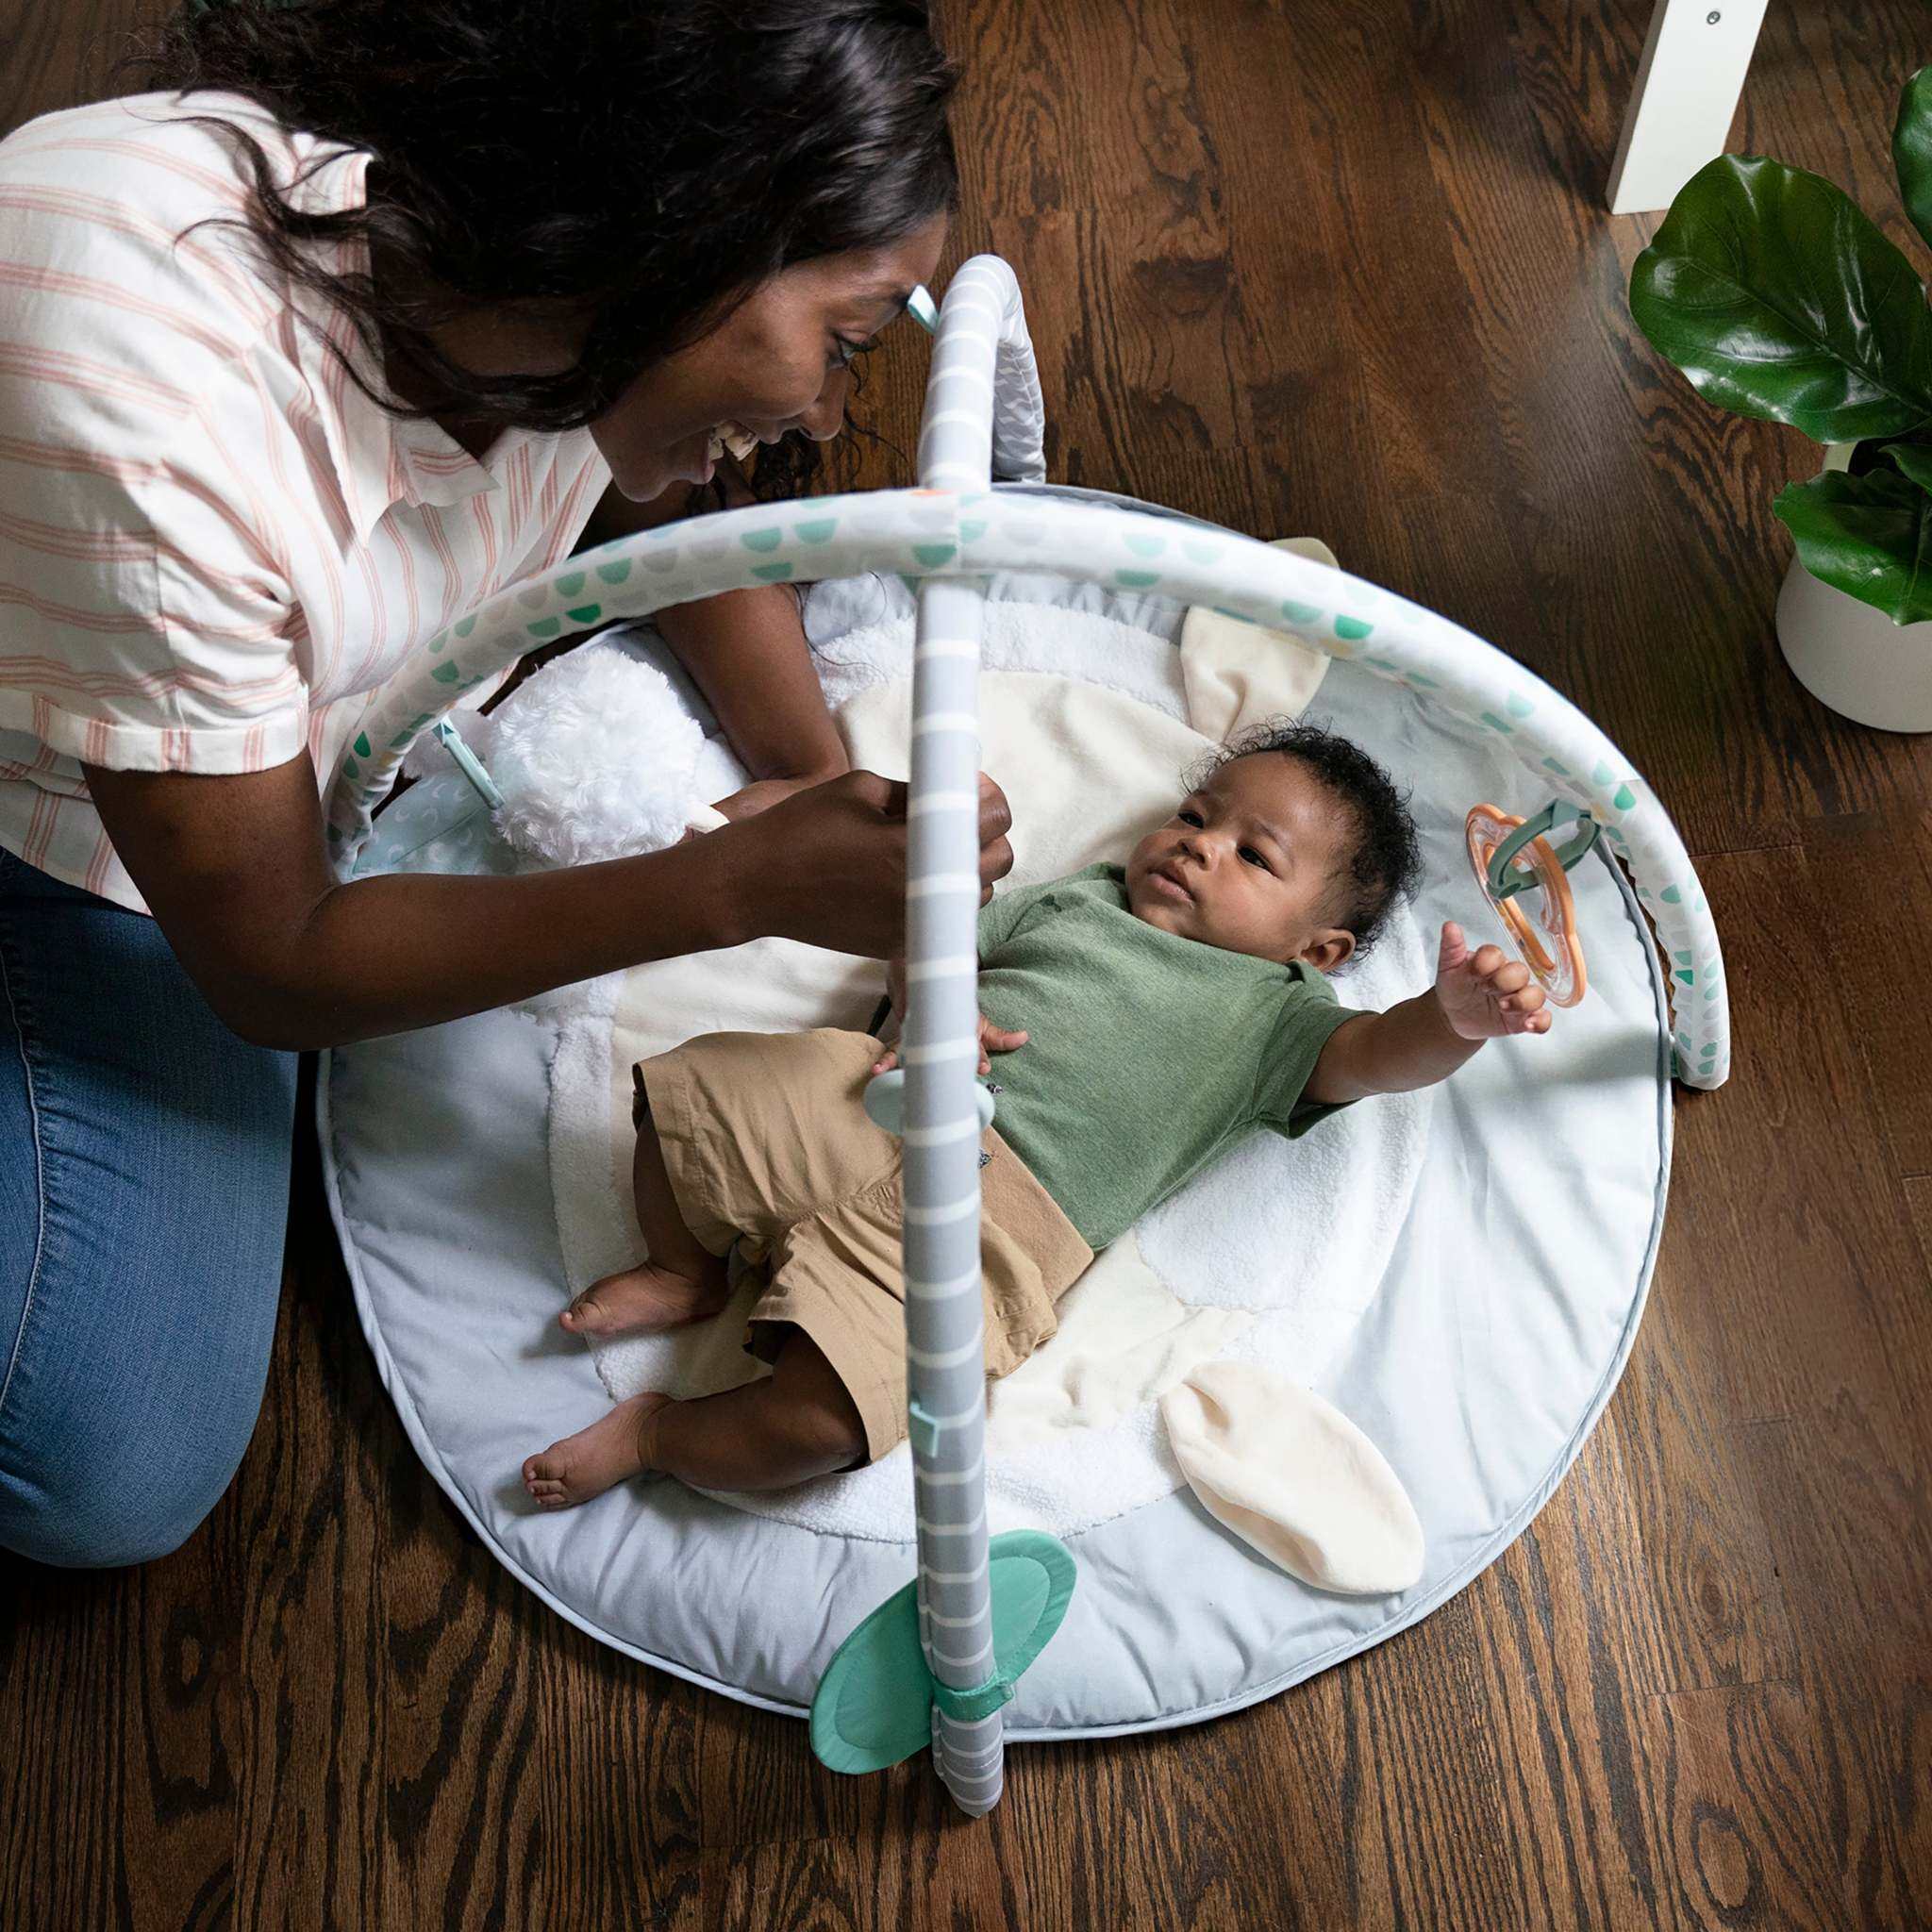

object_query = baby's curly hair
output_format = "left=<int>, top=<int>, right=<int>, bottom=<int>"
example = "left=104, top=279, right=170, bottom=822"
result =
left=1191, top=718, right=1424, bottom=964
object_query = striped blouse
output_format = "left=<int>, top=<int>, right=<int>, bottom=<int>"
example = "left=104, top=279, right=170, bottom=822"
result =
left=0, top=92, right=609, bottom=911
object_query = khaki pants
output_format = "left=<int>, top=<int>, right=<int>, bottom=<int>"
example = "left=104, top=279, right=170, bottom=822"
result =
left=635, top=1028, right=1093, bottom=1462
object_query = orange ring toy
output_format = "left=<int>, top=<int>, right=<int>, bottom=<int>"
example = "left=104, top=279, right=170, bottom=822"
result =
left=1464, top=803, right=1589, bottom=1008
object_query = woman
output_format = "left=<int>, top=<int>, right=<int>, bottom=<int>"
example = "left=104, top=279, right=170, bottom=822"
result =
left=0, top=0, right=1011, bottom=1567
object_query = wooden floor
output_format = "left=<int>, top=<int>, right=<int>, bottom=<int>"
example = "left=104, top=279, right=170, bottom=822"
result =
left=5, top=1, right=1931, bottom=1925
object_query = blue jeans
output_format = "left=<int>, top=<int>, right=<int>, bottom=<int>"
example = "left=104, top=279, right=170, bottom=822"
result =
left=0, top=850, right=297, bottom=1567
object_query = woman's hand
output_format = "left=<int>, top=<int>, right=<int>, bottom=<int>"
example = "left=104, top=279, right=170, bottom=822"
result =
left=709, top=768, right=1013, bottom=958
left=708, top=772, right=840, bottom=824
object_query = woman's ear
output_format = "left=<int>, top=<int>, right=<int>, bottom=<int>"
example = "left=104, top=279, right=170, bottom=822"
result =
left=1297, top=927, right=1356, bottom=974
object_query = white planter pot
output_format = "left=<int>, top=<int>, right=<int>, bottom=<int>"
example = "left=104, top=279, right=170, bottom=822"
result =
left=1777, top=556, right=1932, bottom=732
left=1774, top=446, right=1932, bottom=733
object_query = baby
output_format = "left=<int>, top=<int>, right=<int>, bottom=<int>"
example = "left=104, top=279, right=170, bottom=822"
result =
left=522, top=719, right=1552, bottom=1507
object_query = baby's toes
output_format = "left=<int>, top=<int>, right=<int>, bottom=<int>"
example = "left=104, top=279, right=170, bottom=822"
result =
left=560, top=1285, right=625, bottom=1335
left=523, top=1451, right=571, bottom=1502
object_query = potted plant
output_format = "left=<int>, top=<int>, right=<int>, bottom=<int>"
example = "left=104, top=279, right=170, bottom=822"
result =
left=1630, top=68, right=1932, bottom=732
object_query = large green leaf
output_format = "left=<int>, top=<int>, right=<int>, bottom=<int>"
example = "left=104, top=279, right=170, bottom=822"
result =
left=1631, top=155, right=1932, bottom=443
left=1892, top=68, right=1932, bottom=257
left=1879, top=439, right=1932, bottom=493
left=1773, top=467, right=1932, bottom=625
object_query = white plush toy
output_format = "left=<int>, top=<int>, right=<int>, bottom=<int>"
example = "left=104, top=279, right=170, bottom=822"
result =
left=415, top=640, right=726, bottom=869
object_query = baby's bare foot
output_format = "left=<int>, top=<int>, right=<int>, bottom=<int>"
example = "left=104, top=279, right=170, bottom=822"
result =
left=559, top=1262, right=727, bottom=1339
left=523, top=1391, right=672, bottom=1509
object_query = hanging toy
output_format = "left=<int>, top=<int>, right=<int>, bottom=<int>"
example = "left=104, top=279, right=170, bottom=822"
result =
left=1464, top=798, right=1599, bottom=1008
left=415, top=641, right=727, bottom=868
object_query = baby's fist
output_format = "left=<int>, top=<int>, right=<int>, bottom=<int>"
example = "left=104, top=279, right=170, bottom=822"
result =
left=1434, top=919, right=1553, bottom=1041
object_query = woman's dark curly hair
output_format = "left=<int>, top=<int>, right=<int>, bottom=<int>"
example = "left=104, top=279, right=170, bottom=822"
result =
left=123, top=0, right=958, bottom=498
left=1191, top=718, right=1424, bottom=964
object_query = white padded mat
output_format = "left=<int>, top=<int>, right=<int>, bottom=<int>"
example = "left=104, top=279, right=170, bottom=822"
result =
left=324, top=561, right=1671, bottom=1733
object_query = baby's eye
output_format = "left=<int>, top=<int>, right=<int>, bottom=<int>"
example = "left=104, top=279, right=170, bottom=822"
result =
left=1239, top=846, right=1271, bottom=870
left=1177, top=808, right=1205, bottom=827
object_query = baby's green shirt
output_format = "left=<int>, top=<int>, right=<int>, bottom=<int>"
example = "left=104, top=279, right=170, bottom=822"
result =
left=975, top=863, right=1359, bottom=1250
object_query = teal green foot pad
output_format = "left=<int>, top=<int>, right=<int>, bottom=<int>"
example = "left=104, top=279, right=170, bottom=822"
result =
left=810, top=1531, right=1076, bottom=1774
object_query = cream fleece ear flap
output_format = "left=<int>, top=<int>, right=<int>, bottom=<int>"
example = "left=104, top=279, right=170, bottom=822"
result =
left=1162, top=1359, right=1424, bottom=1595
left=1178, top=537, right=1337, bottom=742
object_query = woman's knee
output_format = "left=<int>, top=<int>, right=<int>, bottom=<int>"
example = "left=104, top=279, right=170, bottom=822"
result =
left=0, top=1261, right=275, bottom=1569
left=1, top=1393, right=259, bottom=1568
left=0, top=1236, right=280, bottom=1567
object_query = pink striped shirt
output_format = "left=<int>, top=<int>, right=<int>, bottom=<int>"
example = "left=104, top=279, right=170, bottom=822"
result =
left=0, top=92, right=609, bottom=910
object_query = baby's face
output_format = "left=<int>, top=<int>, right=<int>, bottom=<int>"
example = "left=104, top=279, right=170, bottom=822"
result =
left=1125, top=754, right=1357, bottom=970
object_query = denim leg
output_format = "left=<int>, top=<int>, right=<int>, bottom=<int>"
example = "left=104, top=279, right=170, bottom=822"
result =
left=0, top=852, right=298, bottom=1568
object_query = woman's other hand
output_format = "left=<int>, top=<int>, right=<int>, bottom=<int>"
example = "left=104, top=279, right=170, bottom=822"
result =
left=712, top=769, right=1012, bottom=958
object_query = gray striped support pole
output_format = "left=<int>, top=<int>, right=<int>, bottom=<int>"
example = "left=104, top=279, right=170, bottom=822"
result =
left=890, top=257, right=1044, bottom=1816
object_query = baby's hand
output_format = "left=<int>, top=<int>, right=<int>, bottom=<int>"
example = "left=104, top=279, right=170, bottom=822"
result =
left=871, top=1013, right=1028, bottom=1078
left=1433, top=920, right=1552, bottom=1041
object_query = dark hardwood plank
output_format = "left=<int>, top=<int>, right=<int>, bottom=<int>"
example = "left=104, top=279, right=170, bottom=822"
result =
left=708, top=1834, right=859, bottom=1932
left=694, top=1692, right=881, bottom=1853
left=0, top=0, right=144, bottom=134
left=1802, top=808, right=1932, bottom=1180
left=228, top=1101, right=388, bottom=1932
left=364, top=1445, right=705, bottom=1930
left=1002, top=1701, right=1343, bottom=1930
left=1598, top=1300, right=1801, bottom=1694
left=1648, top=849, right=1929, bottom=1442
left=1732, top=1427, right=1932, bottom=1930
left=1461, top=1420, right=1686, bottom=1932
left=1649, top=1681, right=1880, bottom=1931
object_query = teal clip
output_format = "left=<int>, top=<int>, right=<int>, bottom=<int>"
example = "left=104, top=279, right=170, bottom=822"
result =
left=930, top=1669, right=1017, bottom=1724
left=433, top=719, right=505, bottom=812
left=907, top=1398, right=942, bottom=1457
left=1487, top=799, right=1599, bottom=902
left=907, top=284, right=940, bottom=334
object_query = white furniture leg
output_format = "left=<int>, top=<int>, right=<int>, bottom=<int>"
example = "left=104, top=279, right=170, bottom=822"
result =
left=1606, top=0, right=1771, bottom=215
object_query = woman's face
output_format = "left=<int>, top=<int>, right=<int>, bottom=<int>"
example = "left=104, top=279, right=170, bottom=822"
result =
left=407, top=212, right=946, bottom=494
left=592, top=211, right=948, bottom=500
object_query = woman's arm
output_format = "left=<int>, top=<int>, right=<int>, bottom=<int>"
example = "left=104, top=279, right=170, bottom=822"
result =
left=86, top=752, right=1011, bottom=1052
left=658, top=584, right=847, bottom=805
left=579, top=466, right=847, bottom=804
